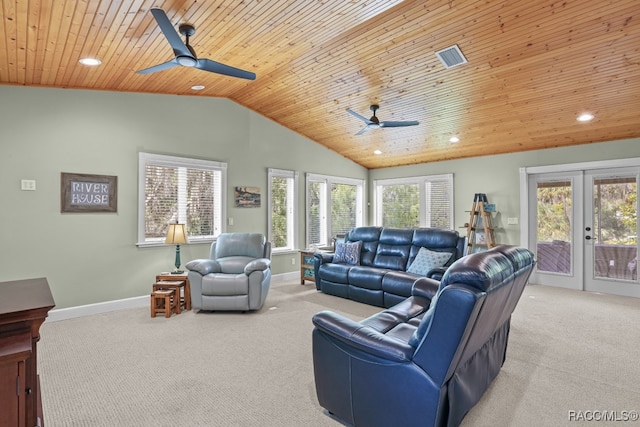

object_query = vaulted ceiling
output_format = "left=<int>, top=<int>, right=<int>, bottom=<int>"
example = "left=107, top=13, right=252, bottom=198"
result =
left=1, top=0, right=639, bottom=169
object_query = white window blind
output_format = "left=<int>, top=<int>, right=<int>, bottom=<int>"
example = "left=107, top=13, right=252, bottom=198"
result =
left=306, top=173, right=364, bottom=247
left=306, top=180, right=325, bottom=247
left=268, top=168, right=298, bottom=252
left=374, top=174, right=453, bottom=229
left=138, top=153, right=226, bottom=245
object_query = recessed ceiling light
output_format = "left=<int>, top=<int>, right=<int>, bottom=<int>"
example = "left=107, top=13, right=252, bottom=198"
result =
left=191, top=85, right=205, bottom=91
left=577, top=113, right=594, bottom=122
left=79, top=57, right=101, bottom=66
left=373, top=150, right=382, bottom=155
left=449, top=136, right=460, bottom=143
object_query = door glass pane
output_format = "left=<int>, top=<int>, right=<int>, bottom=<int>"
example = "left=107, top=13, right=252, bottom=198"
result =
left=592, top=176, right=637, bottom=280
left=536, top=180, right=572, bottom=274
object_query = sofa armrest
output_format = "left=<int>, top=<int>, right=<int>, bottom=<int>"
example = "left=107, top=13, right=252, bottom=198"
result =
left=245, top=258, right=271, bottom=274
left=426, top=266, right=448, bottom=281
left=185, top=259, right=221, bottom=275
left=314, top=252, right=335, bottom=265
left=412, top=277, right=440, bottom=300
left=312, top=311, right=415, bottom=362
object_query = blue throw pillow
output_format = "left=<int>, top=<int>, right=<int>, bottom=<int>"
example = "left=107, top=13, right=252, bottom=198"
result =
left=333, top=241, right=362, bottom=265
left=407, top=247, right=452, bottom=276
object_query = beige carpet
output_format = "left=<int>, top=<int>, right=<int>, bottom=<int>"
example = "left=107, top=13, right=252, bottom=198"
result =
left=38, top=281, right=640, bottom=427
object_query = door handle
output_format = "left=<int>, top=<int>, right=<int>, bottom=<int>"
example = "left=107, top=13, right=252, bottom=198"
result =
left=585, top=236, right=592, bottom=240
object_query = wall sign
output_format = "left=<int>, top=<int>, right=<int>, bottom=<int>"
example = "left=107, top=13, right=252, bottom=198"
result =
left=61, top=172, right=118, bottom=213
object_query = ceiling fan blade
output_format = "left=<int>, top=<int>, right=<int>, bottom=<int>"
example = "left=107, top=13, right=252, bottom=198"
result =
left=196, top=58, right=256, bottom=80
left=347, top=108, right=373, bottom=125
left=150, top=8, right=192, bottom=58
left=355, top=125, right=377, bottom=135
left=136, top=59, right=180, bottom=74
left=379, top=120, right=420, bottom=128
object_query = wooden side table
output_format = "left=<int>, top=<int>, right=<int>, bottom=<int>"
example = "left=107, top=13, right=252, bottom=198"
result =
left=300, top=250, right=316, bottom=284
left=150, top=289, right=178, bottom=318
left=156, top=272, right=191, bottom=311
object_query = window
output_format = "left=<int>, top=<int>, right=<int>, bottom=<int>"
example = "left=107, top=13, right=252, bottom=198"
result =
left=138, top=153, right=227, bottom=246
left=373, top=174, right=453, bottom=229
left=268, top=168, right=298, bottom=252
left=306, top=173, right=365, bottom=247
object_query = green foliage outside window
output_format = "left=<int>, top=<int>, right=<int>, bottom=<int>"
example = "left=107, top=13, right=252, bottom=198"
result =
left=537, top=179, right=637, bottom=246
left=270, top=176, right=288, bottom=248
left=331, top=183, right=357, bottom=235
left=382, top=184, right=420, bottom=228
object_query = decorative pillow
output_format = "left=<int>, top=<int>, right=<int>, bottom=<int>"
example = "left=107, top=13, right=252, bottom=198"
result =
left=333, top=241, right=362, bottom=265
left=407, top=247, right=452, bottom=276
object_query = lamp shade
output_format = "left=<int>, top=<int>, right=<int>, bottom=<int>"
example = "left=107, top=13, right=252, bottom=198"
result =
left=165, top=223, right=187, bottom=245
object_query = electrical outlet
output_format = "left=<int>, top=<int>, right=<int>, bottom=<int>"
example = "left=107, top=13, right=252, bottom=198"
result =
left=291, top=257, right=296, bottom=265
left=228, top=217, right=234, bottom=226
left=507, top=217, right=518, bottom=225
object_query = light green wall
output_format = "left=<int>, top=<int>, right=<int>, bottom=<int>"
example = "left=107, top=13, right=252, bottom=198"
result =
left=369, top=137, right=640, bottom=246
left=3, top=85, right=639, bottom=309
left=0, top=85, right=366, bottom=309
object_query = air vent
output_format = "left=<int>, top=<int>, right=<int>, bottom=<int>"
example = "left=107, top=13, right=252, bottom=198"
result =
left=435, top=45, right=468, bottom=69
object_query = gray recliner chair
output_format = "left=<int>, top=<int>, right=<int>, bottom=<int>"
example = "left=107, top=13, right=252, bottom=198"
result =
left=185, top=233, right=272, bottom=312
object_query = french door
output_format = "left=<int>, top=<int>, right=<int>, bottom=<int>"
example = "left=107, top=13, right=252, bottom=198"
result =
left=527, top=167, right=640, bottom=298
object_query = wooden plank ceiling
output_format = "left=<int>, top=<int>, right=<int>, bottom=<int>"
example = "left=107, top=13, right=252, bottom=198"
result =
left=1, top=0, right=639, bottom=169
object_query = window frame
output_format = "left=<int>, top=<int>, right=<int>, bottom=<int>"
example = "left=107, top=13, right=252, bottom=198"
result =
left=373, top=173, right=454, bottom=229
left=267, top=168, right=299, bottom=253
left=137, top=152, right=227, bottom=247
left=305, top=173, right=365, bottom=248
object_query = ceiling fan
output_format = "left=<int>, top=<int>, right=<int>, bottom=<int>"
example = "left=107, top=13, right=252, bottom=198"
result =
left=136, top=8, right=256, bottom=80
left=346, top=104, right=419, bottom=135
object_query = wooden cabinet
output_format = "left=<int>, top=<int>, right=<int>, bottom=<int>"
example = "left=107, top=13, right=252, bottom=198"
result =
left=0, top=278, right=55, bottom=427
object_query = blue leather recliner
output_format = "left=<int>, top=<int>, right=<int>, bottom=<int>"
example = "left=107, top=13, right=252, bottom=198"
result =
left=312, top=245, right=535, bottom=427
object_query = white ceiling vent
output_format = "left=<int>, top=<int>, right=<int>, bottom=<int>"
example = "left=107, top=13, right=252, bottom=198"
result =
left=435, top=45, right=468, bottom=69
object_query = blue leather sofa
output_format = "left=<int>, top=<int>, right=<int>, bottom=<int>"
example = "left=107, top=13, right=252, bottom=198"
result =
left=312, top=245, right=535, bottom=427
left=314, top=226, right=465, bottom=308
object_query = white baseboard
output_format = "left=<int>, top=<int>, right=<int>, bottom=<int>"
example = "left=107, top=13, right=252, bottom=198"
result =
left=47, top=295, right=149, bottom=323
left=46, top=272, right=299, bottom=322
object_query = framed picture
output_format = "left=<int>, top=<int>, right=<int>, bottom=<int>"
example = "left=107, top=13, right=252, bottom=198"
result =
left=234, top=186, right=261, bottom=208
left=61, top=172, right=118, bottom=213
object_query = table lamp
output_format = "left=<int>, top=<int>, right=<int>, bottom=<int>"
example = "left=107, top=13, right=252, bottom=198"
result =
left=165, top=223, right=188, bottom=274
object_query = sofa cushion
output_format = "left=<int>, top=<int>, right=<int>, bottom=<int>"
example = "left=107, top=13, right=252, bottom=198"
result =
left=372, top=228, right=413, bottom=270
left=217, top=256, right=256, bottom=274
left=345, top=227, right=381, bottom=266
left=408, top=291, right=439, bottom=347
left=407, top=247, right=452, bottom=276
left=381, top=271, right=420, bottom=297
left=333, top=240, right=362, bottom=265
left=348, top=266, right=386, bottom=289
left=317, top=263, right=352, bottom=284
left=215, top=233, right=265, bottom=259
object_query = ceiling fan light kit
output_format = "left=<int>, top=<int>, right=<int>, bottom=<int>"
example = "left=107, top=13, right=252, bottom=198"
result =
left=136, top=8, right=256, bottom=80
left=346, top=104, right=419, bottom=135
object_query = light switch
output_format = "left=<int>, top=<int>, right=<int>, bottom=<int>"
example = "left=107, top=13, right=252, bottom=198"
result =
left=228, top=217, right=234, bottom=226
left=21, top=179, right=36, bottom=191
